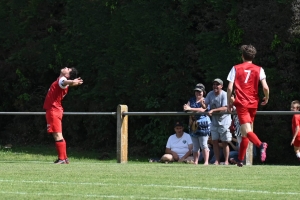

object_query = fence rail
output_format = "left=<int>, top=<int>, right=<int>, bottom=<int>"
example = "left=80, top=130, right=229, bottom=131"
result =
left=0, top=108, right=299, bottom=164
left=0, top=111, right=298, bottom=116
left=122, top=111, right=300, bottom=116
left=0, top=112, right=116, bottom=116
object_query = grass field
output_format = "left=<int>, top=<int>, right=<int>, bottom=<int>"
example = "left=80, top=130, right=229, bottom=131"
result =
left=0, top=146, right=299, bottom=200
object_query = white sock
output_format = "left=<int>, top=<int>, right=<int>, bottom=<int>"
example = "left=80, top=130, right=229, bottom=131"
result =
left=296, top=152, right=300, bottom=158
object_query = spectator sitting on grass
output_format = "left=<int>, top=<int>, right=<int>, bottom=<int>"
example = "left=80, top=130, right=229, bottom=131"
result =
left=160, top=121, right=193, bottom=163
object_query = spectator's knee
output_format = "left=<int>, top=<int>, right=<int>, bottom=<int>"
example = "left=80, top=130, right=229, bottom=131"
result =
left=160, top=154, right=174, bottom=162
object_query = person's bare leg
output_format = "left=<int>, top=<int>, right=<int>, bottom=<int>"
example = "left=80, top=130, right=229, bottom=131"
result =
left=202, top=148, right=209, bottom=165
left=222, top=142, right=230, bottom=165
left=52, top=132, right=63, bottom=141
left=294, top=147, right=300, bottom=160
left=212, top=140, right=220, bottom=165
left=193, top=151, right=200, bottom=165
left=238, top=123, right=251, bottom=161
left=160, top=154, right=174, bottom=163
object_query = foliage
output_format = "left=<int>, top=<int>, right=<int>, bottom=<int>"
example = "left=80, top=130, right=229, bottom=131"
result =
left=0, top=0, right=300, bottom=164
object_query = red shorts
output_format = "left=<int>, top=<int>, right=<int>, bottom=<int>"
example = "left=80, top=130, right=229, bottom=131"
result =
left=45, top=109, right=63, bottom=133
left=294, top=137, right=300, bottom=147
left=236, top=106, right=257, bottom=125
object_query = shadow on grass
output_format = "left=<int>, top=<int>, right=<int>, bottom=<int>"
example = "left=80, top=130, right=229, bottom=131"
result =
left=0, top=144, right=116, bottom=161
left=0, top=145, right=151, bottom=163
left=2, top=144, right=298, bottom=165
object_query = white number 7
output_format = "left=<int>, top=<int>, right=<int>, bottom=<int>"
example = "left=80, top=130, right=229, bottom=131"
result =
left=244, top=70, right=251, bottom=83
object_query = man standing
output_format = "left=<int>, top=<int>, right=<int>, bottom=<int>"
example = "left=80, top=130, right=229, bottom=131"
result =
left=205, top=78, right=232, bottom=165
left=227, top=44, right=269, bottom=167
left=43, top=67, right=83, bottom=164
left=160, top=121, right=193, bottom=163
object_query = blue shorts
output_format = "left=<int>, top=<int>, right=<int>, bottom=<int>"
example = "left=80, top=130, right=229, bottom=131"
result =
left=191, top=135, right=209, bottom=152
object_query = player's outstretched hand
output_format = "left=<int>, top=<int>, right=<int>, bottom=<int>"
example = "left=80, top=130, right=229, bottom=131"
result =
left=261, top=97, right=269, bottom=106
left=73, top=77, right=83, bottom=86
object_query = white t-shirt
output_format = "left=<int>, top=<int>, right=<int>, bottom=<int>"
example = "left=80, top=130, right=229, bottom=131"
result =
left=166, top=132, right=192, bottom=159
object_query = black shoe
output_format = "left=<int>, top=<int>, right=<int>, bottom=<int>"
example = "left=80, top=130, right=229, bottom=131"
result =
left=230, top=158, right=243, bottom=167
left=54, top=159, right=67, bottom=164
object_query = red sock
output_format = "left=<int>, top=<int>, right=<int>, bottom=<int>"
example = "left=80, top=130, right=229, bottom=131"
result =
left=247, top=132, right=261, bottom=147
left=63, top=140, right=68, bottom=159
left=238, top=137, right=249, bottom=161
left=55, top=140, right=66, bottom=160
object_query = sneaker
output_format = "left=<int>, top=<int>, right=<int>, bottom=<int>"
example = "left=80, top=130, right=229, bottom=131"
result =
left=54, top=159, right=67, bottom=164
left=260, top=142, right=268, bottom=162
left=229, top=158, right=243, bottom=167
left=148, top=158, right=160, bottom=163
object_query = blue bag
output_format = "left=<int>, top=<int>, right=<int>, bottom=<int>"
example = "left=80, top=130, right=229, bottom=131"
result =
left=191, top=115, right=211, bottom=137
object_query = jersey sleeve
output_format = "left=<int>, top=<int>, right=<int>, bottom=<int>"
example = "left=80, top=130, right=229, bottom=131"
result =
left=205, top=92, right=211, bottom=105
left=186, top=133, right=193, bottom=145
left=260, top=67, right=266, bottom=80
left=221, top=91, right=228, bottom=107
left=227, top=67, right=236, bottom=82
left=166, top=136, right=172, bottom=148
left=58, top=77, right=69, bottom=89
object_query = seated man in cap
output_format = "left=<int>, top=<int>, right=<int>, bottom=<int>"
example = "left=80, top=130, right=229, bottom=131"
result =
left=160, top=121, right=193, bottom=163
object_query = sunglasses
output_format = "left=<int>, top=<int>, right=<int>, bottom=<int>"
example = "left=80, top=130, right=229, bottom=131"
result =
left=213, top=83, right=220, bottom=86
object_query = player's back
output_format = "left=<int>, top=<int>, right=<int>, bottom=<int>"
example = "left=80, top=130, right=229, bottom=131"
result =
left=292, top=114, right=300, bottom=134
left=234, top=62, right=260, bottom=108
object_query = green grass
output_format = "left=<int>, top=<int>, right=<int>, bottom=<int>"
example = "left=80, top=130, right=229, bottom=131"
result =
left=0, top=146, right=299, bottom=200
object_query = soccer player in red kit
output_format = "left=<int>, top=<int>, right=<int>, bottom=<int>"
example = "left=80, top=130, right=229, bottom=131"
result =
left=226, top=44, right=269, bottom=167
left=43, top=67, right=83, bottom=164
left=290, top=100, right=300, bottom=160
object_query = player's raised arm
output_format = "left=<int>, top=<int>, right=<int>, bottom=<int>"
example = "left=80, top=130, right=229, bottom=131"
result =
left=260, top=78, right=269, bottom=105
left=63, top=77, right=83, bottom=87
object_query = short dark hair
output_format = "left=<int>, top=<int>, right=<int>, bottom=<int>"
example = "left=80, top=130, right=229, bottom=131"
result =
left=69, top=67, right=78, bottom=80
left=241, top=44, right=256, bottom=61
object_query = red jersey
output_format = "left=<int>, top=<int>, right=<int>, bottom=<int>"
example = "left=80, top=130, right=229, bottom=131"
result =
left=292, top=114, right=300, bottom=136
left=43, top=77, right=69, bottom=111
left=233, top=62, right=261, bottom=108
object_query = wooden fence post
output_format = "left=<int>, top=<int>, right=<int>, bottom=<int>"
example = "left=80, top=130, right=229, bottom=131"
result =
left=244, top=122, right=254, bottom=165
left=245, top=142, right=253, bottom=165
left=117, top=105, right=128, bottom=163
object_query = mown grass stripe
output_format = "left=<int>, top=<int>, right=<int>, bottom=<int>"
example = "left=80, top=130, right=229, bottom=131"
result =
left=0, top=191, right=208, bottom=200
left=0, top=179, right=299, bottom=196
